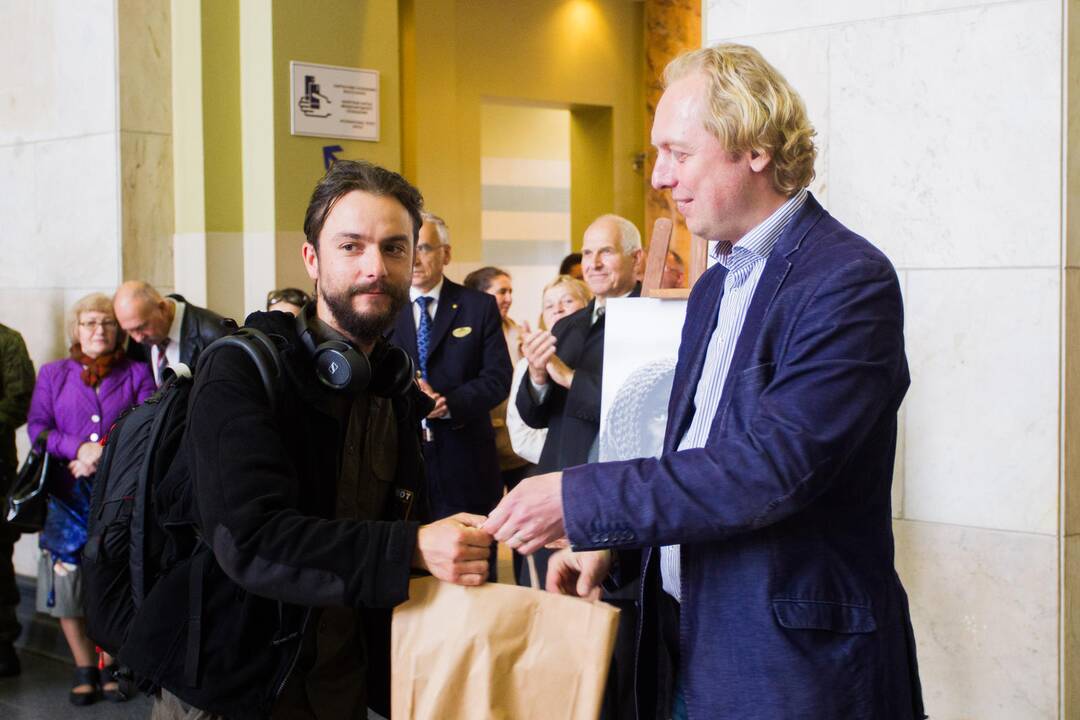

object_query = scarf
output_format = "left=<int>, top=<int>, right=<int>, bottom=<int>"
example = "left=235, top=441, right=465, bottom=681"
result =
left=70, top=344, right=124, bottom=388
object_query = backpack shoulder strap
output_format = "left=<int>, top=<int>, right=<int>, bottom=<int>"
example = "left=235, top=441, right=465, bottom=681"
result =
left=195, top=327, right=283, bottom=414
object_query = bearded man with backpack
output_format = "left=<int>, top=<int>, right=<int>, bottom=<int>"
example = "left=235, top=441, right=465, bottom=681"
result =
left=114, top=161, right=494, bottom=720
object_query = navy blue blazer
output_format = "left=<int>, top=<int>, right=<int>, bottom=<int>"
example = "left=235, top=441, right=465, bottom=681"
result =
left=562, top=195, right=925, bottom=720
left=390, top=278, right=512, bottom=516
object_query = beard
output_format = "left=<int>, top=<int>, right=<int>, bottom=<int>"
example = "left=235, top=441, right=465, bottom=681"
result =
left=320, top=277, right=409, bottom=346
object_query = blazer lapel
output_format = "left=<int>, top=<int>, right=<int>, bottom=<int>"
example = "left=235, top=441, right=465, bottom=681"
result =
left=706, top=195, right=826, bottom=439
left=663, top=265, right=727, bottom=454
left=427, top=279, right=461, bottom=356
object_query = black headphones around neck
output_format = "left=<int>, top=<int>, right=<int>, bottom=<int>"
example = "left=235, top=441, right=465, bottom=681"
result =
left=295, top=303, right=415, bottom=397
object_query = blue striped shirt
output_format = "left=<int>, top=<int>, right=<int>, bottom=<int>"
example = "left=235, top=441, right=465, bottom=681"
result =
left=660, top=189, right=808, bottom=602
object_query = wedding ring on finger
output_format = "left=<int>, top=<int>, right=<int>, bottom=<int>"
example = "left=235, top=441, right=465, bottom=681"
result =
left=509, top=533, right=526, bottom=548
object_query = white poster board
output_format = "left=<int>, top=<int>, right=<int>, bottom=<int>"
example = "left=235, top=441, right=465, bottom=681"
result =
left=599, top=297, right=688, bottom=462
left=290, top=61, right=379, bottom=141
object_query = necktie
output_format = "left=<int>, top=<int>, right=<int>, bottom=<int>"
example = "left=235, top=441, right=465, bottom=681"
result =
left=593, top=304, right=606, bottom=325
left=155, top=339, right=170, bottom=385
left=416, top=296, right=433, bottom=380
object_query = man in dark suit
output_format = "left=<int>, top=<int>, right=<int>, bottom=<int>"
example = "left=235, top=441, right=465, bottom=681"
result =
left=487, top=43, right=925, bottom=720
left=517, top=214, right=642, bottom=475
left=114, top=281, right=235, bottom=385
left=391, top=213, right=511, bottom=536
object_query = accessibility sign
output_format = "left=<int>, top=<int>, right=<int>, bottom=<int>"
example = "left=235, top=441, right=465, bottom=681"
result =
left=290, top=61, right=379, bottom=142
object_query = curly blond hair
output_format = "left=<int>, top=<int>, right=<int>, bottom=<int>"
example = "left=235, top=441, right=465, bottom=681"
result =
left=664, top=44, right=817, bottom=196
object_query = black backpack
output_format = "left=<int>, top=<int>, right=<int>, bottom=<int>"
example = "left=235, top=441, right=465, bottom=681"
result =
left=83, top=328, right=282, bottom=658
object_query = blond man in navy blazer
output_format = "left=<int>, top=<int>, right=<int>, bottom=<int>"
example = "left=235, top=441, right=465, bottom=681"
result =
left=487, top=45, right=925, bottom=720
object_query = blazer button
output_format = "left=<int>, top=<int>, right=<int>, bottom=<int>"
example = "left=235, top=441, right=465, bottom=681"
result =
left=89, top=433, right=100, bottom=442
left=91, top=414, right=100, bottom=423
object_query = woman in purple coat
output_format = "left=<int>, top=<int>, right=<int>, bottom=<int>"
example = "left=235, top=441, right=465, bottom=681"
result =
left=27, top=292, right=154, bottom=706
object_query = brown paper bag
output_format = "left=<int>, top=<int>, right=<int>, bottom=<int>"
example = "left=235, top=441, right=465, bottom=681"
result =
left=391, top=572, right=620, bottom=719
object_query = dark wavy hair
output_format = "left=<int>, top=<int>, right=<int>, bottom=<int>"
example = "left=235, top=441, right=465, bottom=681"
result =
left=303, top=160, right=424, bottom=251
left=463, top=266, right=510, bottom=293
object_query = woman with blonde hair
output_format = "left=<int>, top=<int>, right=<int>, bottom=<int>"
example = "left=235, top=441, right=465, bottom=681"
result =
left=505, top=274, right=592, bottom=466
left=27, top=292, right=154, bottom=705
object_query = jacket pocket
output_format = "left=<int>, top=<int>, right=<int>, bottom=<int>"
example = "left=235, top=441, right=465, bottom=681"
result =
left=721, top=361, right=775, bottom=433
left=771, top=598, right=877, bottom=634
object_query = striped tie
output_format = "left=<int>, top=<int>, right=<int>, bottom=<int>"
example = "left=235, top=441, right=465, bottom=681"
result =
left=155, top=339, right=170, bottom=385
left=416, top=296, right=433, bottom=380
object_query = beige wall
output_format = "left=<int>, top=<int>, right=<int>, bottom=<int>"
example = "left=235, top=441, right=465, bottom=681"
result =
left=406, top=0, right=645, bottom=264
left=705, top=1, right=1065, bottom=716
left=0, top=0, right=173, bottom=575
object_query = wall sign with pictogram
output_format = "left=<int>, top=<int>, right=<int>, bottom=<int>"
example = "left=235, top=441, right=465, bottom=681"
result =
left=290, top=61, right=379, bottom=142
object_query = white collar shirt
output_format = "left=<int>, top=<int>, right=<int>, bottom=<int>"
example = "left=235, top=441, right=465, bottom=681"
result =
left=151, top=298, right=185, bottom=385
left=410, top=277, right=444, bottom=328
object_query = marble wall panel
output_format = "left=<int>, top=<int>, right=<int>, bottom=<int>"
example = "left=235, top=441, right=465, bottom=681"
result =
left=0, top=288, right=68, bottom=368
left=827, top=1, right=1060, bottom=270
left=121, top=131, right=174, bottom=287
left=743, top=29, right=831, bottom=208
left=118, top=0, right=172, bottom=135
left=902, top=268, right=1058, bottom=535
left=894, top=519, right=1057, bottom=719
left=0, top=0, right=117, bottom=146
left=7, top=134, right=121, bottom=290
left=706, top=0, right=1028, bottom=40
left=0, top=144, right=37, bottom=256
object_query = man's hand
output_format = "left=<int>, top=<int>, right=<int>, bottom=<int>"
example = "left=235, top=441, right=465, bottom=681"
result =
left=412, top=512, right=492, bottom=586
left=521, top=324, right=557, bottom=387
left=76, top=441, right=103, bottom=472
left=483, top=471, right=565, bottom=555
left=546, top=355, right=575, bottom=389
left=546, top=548, right=612, bottom=601
left=417, top=378, right=449, bottom=419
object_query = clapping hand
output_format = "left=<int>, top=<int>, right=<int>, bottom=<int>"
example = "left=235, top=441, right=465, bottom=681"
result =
left=520, top=322, right=573, bottom=389
left=520, top=321, right=557, bottom=387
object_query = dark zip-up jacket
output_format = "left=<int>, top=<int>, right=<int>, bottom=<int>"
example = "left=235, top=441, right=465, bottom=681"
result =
left=120, top=311, right=431, bottom=719
left=0, top=323, right=34, bottom=486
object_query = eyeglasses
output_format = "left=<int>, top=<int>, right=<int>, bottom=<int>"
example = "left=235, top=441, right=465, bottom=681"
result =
left=266, top=289, right=311, bottom=308
left=78, top=320, right=119, bottom=331
left=415, top=243, right=446, bottom=256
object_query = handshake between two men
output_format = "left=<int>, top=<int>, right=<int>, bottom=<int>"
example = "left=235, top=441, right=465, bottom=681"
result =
left=420, top=472, right=608, bottom=602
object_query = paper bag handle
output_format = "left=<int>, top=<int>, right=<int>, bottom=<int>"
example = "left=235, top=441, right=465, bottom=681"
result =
left=526, top=554, right=540, bottom=590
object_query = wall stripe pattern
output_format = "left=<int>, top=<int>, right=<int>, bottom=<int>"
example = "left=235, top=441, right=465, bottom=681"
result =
left=481, top=157, right=571, bottom=267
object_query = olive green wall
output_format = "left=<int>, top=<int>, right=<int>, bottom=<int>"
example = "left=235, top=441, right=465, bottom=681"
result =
left=272, top=0, right=403, bottom=294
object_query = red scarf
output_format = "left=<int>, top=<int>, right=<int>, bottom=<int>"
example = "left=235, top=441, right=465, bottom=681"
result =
left=70, top=344, right=125, bottom=388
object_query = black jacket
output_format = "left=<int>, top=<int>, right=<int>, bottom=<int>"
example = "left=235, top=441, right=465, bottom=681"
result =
left=516, top=286, right=641, bottom=474
left=126, top=294, right=234, bottom=369
left=120, top=311, right=431, bottom=719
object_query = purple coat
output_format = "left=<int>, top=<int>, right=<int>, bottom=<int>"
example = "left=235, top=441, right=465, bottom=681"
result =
left=27, top=357, right=155, bottom=463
